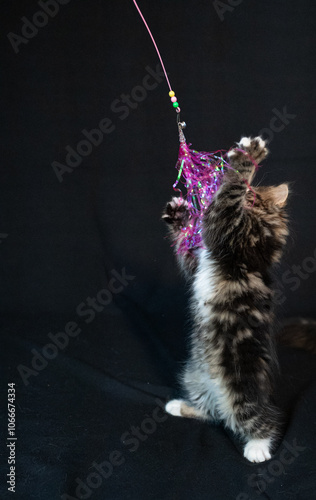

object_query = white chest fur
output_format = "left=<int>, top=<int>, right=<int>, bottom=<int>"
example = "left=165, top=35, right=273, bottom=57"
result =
left=192, top=248, right=217, bottom=321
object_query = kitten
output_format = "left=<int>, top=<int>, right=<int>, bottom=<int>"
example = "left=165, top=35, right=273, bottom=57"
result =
left=162, top=136, right=290, bottom=463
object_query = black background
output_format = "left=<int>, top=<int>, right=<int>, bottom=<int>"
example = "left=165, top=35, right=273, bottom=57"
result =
left=1, top=1, right=316, bottom=499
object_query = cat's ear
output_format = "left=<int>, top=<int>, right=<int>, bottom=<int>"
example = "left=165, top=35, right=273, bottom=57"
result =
left=272, top=184, right=289, bottom=206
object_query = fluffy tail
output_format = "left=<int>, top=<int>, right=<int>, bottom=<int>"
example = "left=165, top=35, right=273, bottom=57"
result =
left=278, top=318, right=316, bottom=354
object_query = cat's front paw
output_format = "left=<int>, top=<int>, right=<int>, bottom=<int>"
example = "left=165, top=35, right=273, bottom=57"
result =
left=228, top=136, right=268, bottom=166
left=162, top=197, right=190, bottom=228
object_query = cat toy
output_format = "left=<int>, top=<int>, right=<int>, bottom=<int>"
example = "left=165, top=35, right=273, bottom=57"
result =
left=132, top=0, right=255, bottom=253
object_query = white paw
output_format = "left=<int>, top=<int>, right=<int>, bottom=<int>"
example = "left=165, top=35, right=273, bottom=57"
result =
left=228, top=136, right=268, bottom=164
left=239, top=136, right=266, bottom=150
left=239, top=137, right=251, bottom=148
left=170, top=197, right=188, bottom=208
left=165, top=399, right=183, bottom=417
left=243, top=438, right=272, bottom=463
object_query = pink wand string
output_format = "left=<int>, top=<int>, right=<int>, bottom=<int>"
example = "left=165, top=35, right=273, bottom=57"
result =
left=132, top=0, right=172, bottom=92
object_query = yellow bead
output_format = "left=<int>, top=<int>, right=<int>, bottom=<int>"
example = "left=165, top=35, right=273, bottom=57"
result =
left=169, top=90, right=175, bottom=97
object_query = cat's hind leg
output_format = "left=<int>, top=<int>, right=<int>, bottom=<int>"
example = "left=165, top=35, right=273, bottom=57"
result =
left=165, top=399, right=209, bottom=420
left=166, top=359, right=220, bottom=422
left=241, top=411, right=279, bottom=463
left=243, top=438, right=272, bottom=462
left=237, top=403, right=280, bottom=462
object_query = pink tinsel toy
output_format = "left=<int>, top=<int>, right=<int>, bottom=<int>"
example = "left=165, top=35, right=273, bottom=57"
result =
left=172, top=121, right=227, bottom=253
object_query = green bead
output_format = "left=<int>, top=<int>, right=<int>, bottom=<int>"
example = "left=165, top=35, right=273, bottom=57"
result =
left=172, top=102, right=179, bottom=108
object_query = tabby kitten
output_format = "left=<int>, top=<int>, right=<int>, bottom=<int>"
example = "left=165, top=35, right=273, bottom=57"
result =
left=162, top=136, right=289, bottom=463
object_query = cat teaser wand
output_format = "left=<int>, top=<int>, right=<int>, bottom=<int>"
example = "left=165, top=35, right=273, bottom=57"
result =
left=132, top=1, right=256, bottom=254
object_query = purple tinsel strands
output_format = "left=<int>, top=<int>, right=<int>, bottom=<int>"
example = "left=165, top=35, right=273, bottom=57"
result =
left=173, top=125, right=228, bottom=254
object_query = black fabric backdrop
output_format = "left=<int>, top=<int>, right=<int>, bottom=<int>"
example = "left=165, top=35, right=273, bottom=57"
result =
left=1, top=1, right=316, bottom=499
